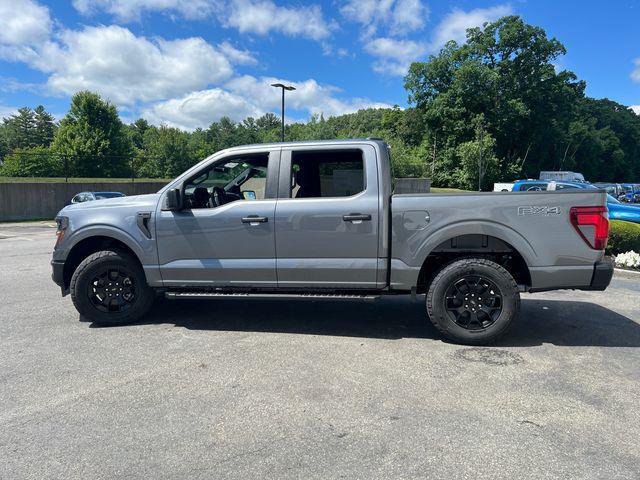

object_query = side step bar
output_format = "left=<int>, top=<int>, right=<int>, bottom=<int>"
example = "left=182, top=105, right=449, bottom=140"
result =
left=165, top=291, right=379, bottom=301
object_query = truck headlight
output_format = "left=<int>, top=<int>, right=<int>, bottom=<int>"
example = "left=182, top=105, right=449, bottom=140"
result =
left=55, top=216, right=69, bottom=247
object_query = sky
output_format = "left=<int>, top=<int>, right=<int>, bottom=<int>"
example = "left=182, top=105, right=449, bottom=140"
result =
left=0, top=0, right=639, bottom=130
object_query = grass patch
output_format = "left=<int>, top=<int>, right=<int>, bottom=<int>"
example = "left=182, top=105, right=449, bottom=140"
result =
left=430, top=187, right=468, bottom=193
left=0, top=177, right=170, bottom=183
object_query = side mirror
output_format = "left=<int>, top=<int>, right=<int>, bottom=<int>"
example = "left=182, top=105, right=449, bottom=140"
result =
left=165, top=188, right=183, bottom=211
left=242, top=190, right=256, bottom=200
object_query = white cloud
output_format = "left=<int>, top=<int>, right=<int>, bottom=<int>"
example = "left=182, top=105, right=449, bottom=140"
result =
left=341, top=0, right=428, bottom=37
left=364, top=37, right=427, bottom=75
left=72, top=0, right=218, bottom=21
left=226, top=75, right=391, bottom=117
left=631, top=105, right=640, bottom=115
left=0, top=0, right=51, bottom=46
left=631, top=58, right=640, bottom=83
left=72, top=0, right=333, bottom=42
left=142, top=88, right=262, bottom=129
left=24, top=25, right=234, bottom=106
left=0, top=104, right=19, bottom=119
left=0, top=0, right=52, bottom=63
left=223, top=0, right=333, bottom=41
left=218, top=41, right=257, bottom=65
left=431, top=4, right=513, bottom=51
left=144, top=75, right=391, bottom=130
left=390, top=0, right=429, bottom=35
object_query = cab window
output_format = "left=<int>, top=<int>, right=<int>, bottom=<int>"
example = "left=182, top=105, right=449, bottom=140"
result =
left=289, top=149, right=365, bottom=199
left=183, top=154, right=269, bottom=209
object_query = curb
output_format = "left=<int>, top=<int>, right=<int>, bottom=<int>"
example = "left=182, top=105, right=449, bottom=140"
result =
left=614, top=268, right=640, bottom=278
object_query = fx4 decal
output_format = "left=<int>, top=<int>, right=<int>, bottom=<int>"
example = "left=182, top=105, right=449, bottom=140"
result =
left=517, top=206, right=562, bottom=216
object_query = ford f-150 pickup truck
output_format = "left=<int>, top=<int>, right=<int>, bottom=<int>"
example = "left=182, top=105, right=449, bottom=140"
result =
left=51, top=139, right=614, bottom=344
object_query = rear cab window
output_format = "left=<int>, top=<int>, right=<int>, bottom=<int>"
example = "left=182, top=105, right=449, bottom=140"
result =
left=289, top=149, right=365, bottom=199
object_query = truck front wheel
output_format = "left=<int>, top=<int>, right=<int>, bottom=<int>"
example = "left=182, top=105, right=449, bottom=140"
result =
left=70, top=250, right=155, bottom=325
left=426, top=258, right=520, bottom=345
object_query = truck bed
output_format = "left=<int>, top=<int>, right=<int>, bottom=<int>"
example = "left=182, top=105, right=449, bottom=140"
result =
left=390, top=189, right=608, bottom=292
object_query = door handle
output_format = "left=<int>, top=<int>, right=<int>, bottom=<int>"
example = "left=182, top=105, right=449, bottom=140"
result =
left=241, top=215, right=268, bottom=224
left=343, top=213, right=372, bottom=223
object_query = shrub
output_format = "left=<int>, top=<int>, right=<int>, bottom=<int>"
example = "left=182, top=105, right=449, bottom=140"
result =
left=606, top=220, right=640, bottom=255
left=614, top=251, right=640, bottom=269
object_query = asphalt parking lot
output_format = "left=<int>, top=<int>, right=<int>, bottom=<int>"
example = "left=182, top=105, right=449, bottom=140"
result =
left=1, top=221, right=639, bottom=479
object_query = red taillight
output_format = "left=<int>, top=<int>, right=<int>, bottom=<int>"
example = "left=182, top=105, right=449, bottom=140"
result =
left=570, top=206, right=609, bottom=250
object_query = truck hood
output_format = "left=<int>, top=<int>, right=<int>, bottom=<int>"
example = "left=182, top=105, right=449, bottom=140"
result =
left=60, top=193, right=161, bottom=214
left=609, top=202, right=640, bottom=212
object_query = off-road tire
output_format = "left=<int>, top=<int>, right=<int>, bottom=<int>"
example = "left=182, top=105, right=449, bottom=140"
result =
left=70, top=249, right=154, bottom=325
left=426, top=258, right=520, bottom=345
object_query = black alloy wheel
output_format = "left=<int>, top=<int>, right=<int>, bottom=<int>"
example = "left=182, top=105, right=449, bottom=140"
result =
left=88, top=267, right=136, bottom=313
left=444, top=275, right=502, bottom=330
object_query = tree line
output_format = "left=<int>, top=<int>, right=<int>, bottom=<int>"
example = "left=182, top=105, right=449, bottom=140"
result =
left=1, top=16, right=639, bottom=189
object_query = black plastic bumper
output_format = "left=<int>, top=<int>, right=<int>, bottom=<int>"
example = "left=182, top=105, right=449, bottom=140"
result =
left=586, top=257, right=614, bottom=291
left=51, top=260, right=66, bottom=289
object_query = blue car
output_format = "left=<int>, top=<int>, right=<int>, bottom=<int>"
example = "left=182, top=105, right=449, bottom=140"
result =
left=607, top=194, right=640, bottom=223
left=511, top=180, right=593, bottom=192
left=511, top=180, right=640, bottom=224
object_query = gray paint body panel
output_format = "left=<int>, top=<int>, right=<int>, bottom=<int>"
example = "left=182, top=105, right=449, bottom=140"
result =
left=390, top=190, right=606, bottom=290
left=53, top=139, right=608, bottom=294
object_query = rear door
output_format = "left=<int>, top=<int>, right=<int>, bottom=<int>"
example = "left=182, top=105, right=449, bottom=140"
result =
left=274, top=144, right=380, bottom=289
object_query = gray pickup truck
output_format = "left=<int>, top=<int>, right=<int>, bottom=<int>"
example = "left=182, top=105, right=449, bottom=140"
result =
left=51, top=139, right=613, bottom=344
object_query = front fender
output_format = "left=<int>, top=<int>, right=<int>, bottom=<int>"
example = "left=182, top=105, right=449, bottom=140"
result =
left=56, top=224, right=155, bottom=266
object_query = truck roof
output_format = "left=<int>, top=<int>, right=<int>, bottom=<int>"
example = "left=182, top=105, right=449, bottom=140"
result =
left=219, top=138, right=388, bottom=152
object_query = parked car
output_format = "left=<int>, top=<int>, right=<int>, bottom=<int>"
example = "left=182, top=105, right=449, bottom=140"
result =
left=52, top=139, right=613, bottom=345
left=607, top=194, right=640, bottom=223
left=617, top=184, right=640, bottom=203
left=593, top=183, right=625, bottom=197
left=71, top=192, right=126, bottom=204
left=511, top=180, right=594, bottom=192
left=513, top=180, right=640, bottom=224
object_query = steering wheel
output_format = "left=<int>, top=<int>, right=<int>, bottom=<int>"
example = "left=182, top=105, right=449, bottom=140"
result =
left=211, top=186, right=226, bottom=207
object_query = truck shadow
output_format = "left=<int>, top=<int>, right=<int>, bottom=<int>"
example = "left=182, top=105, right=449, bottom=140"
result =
left=126, top=296, right=640, bottom=348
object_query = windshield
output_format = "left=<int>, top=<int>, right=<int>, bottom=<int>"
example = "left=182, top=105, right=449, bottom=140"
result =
left=94, top=192, right=125, bottom=199
left=607, top=194, right=621, bottom=204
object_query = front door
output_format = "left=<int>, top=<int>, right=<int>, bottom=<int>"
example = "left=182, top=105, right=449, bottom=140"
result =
left=274, top=145, right=380, bottom=289
left=155, top=150, right=280, bottom=288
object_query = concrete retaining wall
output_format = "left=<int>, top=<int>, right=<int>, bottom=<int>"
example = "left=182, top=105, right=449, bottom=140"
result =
left=0, top=181, right=168, bottom=221
left=394, top=178, right=431, bottom=194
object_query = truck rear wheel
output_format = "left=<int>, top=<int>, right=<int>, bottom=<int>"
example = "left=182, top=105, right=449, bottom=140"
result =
left=426, top=258, right=520, bottom=345
left=70, top=250, right=154, bottom=325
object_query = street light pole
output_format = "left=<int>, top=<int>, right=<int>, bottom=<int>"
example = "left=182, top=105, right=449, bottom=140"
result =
left=270, top=83, right=296, bottom=142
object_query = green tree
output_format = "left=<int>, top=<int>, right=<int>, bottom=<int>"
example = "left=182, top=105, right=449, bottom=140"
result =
left=0, top=146, right=62, bottom=177
left=3, top=107, right=37, bottom=150
left=140, top=125, right=195, bottom=178
left=405, top=16, right=585, bottom=184
left=2, top=106, right=57, bottom=152
left=33, top=105, right=56, bottom=147
left=52, top=91, right=131, bottom=177
left=457, top=129, right=500, bottom=190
